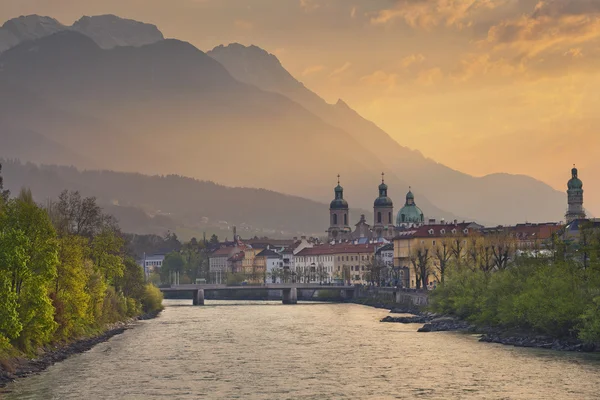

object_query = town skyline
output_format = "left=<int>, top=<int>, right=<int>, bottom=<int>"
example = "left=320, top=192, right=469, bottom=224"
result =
left=2, top=0, right=598, bottom=212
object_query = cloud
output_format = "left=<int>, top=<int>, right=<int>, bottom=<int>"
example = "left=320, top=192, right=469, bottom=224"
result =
left=564, top=47, right=584, bottom=58
left=417, top=67, right=443, bottom=85
left=401, top=53, right=426, bottom=68
left=234, top=19, right=254, bottom=30
left=370, top=0, right=506, bottom=30
left=302, top=65, right=326, bottom=76
left=484, top=0, right=600, bottom=58
left=300, top=0, right=320, bottom=12
left=359, top=70, right=398, bottom=90
left=329, top=62, right=352, bottom=77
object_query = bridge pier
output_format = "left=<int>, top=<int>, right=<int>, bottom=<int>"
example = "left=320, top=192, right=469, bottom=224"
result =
left=192, top=289, right=205, bottom=306
left=341, top=289, right=355, bottom=300
left=282, top=287, right=297, bottom=304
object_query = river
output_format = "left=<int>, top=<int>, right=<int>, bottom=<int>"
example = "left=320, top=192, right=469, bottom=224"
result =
left=3, top=300, right=600, bottom=399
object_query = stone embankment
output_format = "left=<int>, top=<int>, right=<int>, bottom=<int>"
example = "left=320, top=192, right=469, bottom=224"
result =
left=381, top=312, right=599, bottom=352
left=479, top=332, right=597, bottom=352
left=381, top=314, right=470, bottom=332
left=0, top=310, right=161, bottom=388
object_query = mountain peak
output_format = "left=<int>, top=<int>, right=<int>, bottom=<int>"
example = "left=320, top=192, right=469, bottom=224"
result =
left=208, top=43, right=301, bottom=92
left=0, top=14, right=164, bottom=54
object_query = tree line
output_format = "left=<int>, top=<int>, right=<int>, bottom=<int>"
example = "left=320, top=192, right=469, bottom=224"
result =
left=0, top=166, right=163, bottom=356
left=430, top=225, right=600, bottom=342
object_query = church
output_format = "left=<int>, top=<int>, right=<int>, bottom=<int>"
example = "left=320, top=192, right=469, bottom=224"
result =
left=327, top=174, right=426, bottom=242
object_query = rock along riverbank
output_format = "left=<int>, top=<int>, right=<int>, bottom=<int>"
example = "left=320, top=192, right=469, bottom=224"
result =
left=0, top=310, right=162, bottom=388
left=380, top=312, right=599, bottom=353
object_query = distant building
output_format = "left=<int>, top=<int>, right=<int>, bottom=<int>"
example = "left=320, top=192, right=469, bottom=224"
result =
left=138, top=254, right=165, bottom=276
left=566, top=165, right=586, bottom=223
left=327, top=176, right=352, bottom=241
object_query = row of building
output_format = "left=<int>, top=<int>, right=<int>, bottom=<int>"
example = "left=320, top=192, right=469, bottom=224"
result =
left=144, top=166, right=595, bottom=288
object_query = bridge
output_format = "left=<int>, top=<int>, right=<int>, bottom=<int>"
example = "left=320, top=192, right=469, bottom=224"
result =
left=159, top=284, right=357, bottom=305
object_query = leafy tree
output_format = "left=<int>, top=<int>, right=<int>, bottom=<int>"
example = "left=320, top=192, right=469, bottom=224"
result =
left=209, top=234, right=219, bottom=246
left=160, top=251, right=185, bottom=283
left=90, top=229, right=125, bottom=285
left=0, top=163, right=9, bottom=203
left=51, top=235, right=92, bottom=340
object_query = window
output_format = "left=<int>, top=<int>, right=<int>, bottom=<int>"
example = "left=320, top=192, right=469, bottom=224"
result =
left=333, top=214, right=338, bottom=225
left=344, top=214, right=347, bottom=225
left=377, top=212, right=382, bottom=223
left=361, top=266, right=365, bottom=271
left=388, top=212, right=392, bottom=224
left=432, top=240, right=436, bottom=246
left=440, top=229, right=445, bottom=235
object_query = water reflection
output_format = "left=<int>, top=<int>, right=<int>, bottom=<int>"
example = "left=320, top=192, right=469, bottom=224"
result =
left=4, top=300, right=600, bottom=399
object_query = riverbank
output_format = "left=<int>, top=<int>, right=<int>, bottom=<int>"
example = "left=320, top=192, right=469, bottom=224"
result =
left=380, top=312, right=600, bottom=352
left=0, top=310, right=162, bottom=388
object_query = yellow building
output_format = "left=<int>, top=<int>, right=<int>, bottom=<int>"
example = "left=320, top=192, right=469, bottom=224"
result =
left=394, top=224, right=478, bottom=289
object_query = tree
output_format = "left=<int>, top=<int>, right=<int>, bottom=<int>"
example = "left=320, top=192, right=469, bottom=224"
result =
left=160, top=251, right=185, bottom=284
left=90, top=229, right=125, bottom=285
left=0, top=163, right=9, bottom=203
left=209, top=234, right=219, bottom=247
left=450, top=235, right=466, bottom=268
left=51, top=235, right=92, bottom=340
left=410, top=245, right=431, bottom=289
left=433, top=238, right=453, bottom=283
left=0, top=193, right=59, bottom=351
left=489, top=233, right=516, bottom=271
left=365, top=258, right=386, bottom=286
left=50, top=190, right=117, bottom=238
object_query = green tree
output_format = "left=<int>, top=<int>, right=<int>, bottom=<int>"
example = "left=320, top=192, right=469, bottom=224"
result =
left=90, top=229, right=125, bottom=285
left=51, top=235, right=92, bottom=340
left=160, top=251, right=185, bottom=283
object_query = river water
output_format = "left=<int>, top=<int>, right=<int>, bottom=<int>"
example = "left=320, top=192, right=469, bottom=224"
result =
left=3, top=300, right=600, bottom=399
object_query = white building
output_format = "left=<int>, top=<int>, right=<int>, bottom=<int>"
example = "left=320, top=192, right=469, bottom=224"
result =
left=293, top=247, right=336, bottom=283
left=139, top=254, right=165, bottom=276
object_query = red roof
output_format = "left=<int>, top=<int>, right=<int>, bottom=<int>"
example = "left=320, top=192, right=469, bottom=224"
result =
left=227, top=251, right=245, bottom=262
left=395, top=224, right=475, bottom=239
left=210, top=247, right=236, bottom=257
left=296, top=243, right=377, bottom=257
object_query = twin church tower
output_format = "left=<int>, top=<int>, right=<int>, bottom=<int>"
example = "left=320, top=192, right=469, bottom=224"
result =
left=327, top=173, right=424, bottom=241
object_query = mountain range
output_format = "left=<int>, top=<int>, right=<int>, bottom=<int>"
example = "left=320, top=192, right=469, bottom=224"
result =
left=1, top=159, right=365, bottom=239
left=0, top=14, right=567, bottom=228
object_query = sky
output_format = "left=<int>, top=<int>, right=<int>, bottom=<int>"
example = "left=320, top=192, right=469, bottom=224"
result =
left=2, top=0, right=599, bottom=213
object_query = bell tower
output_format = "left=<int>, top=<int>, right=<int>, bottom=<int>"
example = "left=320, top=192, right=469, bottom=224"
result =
left=373, top=173, right=394, bottom=239
left=566, top=165, right=585, bottom=223
left=328, top=175, right=351, bottom=241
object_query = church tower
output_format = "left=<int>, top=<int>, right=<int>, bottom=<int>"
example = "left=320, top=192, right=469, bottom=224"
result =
left=373, top=173, right=394, bottom=239
left=566, top=165, right=585, bottom=223
left=328, top=175, right=351, bottom=241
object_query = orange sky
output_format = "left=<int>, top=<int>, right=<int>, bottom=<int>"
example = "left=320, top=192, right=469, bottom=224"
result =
left=2, top=0, right=598, bottom=214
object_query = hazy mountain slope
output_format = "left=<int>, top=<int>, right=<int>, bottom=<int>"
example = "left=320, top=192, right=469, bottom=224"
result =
left=71, top=15, right=164, bottom=49
left=0, top=124, right=92, bottom=167
left=208, top=43, right=566, bottom=224
left=0, top=31, right=463, bottom=223
left=0, top=15, right=64, bottom=52
left=0, top=14, right=163, bottom=53
left=0, top=159, right=370, bottom=237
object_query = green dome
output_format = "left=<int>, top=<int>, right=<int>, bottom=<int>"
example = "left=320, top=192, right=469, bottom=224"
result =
left=568, top=168, right=583, bottom=190
left=396, top=204, right=424, bottom=225
left=330, top=198, right=349, bottom=209
left=374, top=196, right=393, bottom=207
left=330, top=183, right=348, bottom=209
left=396, top=189, right=423, bottom=225
left=374, top=180, right=393, bottom=208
